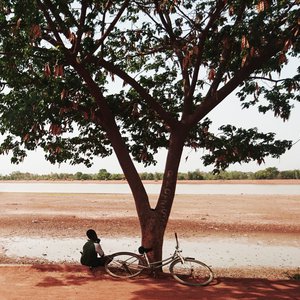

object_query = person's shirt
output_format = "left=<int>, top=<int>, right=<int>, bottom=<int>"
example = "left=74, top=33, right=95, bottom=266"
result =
left=80, top=240, right=104, bottom=266
left=95, top=242, right=104, bottom=257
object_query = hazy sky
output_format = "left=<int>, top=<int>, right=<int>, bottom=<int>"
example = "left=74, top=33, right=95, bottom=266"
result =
left=1, top=60, right=299, bottom=175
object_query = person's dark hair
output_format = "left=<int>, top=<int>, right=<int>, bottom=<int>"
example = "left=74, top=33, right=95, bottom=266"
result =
left=86, top=229, right=100, bottom=243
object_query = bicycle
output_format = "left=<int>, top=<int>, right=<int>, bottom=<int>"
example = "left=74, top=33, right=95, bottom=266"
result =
left=105, top=233, right=214, bottom=286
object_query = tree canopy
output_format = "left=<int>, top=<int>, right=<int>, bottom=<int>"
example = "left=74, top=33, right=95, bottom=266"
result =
left=0, top=0, right=299, bottom=261
left=0, top=1, right=299, bottom=171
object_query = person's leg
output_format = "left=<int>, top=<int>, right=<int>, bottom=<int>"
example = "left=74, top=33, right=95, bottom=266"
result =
left=91, top=257, right=106, bottom=267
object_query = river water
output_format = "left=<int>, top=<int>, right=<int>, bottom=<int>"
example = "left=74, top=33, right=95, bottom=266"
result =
left=0, top=182, right=300, bottom=194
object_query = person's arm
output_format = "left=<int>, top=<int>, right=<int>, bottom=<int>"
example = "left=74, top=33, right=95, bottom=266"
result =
left=94, top=243, right=104, bottom=257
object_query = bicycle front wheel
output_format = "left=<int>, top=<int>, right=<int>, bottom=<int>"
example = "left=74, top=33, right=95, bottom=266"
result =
left=105, top=252, right=144, bottom=278
left=170, top=258, right=213, bottom=286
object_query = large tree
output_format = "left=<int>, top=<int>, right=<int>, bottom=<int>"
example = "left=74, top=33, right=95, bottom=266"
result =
left=0, top=1, right=299, bottom=261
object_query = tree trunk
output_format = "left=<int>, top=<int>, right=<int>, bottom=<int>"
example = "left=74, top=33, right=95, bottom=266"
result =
left=139, top=129, right=187, bottom=265
left=140, top=209, right=165, bottom=264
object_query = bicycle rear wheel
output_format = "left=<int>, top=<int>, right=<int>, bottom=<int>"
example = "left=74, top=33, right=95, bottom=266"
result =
left=105, top=252, right=144, bottom=278
left=170, top=258, right=213, bottom=286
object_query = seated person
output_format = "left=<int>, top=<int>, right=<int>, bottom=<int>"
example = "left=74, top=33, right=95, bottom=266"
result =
left=80, top=229, right=109, bottom=267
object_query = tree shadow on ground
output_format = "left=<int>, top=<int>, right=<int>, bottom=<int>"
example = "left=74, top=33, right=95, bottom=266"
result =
left=129, top=276, right=300, bottom=300
left=30, top=265, right=300, bottom=299
left=31, top=264, right=109, bottom=287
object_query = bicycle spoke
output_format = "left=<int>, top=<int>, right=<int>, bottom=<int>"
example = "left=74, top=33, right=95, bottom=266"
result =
left=105, top=252, right=144, bottom=278
left=170, top=258, right=213, bottom=286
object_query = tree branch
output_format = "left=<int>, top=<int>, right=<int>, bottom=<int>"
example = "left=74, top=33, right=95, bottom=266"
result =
left=40, top=0, right=70, bottom=38
left=187, top=2, right=298, bottom=127
left=153, top=0, right=190, bottom=97
left=183, top=1, right=227, bottom=117
left=73, top=0, right=89, bottom=54
left=249, top=76, right=290, bottom=83
left=85, top=0, right=130, bottom=59
left=36, top=0, right=66, bottom=49
left=68, top=57, right=152, bottom=214
left=153, top=0, right=173, bottom=37
left=98, top=57, right=179, bottom=129
left=190, top=40, right=286, bottom=127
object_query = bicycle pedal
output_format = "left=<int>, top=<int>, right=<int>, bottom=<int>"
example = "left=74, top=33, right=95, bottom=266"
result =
left=151, top=271, right=159, bottom=278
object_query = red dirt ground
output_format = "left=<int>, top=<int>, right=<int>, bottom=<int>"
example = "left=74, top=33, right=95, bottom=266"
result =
left=0, top=264, right=299, bottom=300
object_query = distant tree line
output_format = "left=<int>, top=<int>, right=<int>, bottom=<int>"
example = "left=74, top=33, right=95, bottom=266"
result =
left=0, top=167, right=300, bottom=181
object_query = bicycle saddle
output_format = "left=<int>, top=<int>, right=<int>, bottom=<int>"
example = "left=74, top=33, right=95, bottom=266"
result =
left=138, top=246, right=153, bottom=254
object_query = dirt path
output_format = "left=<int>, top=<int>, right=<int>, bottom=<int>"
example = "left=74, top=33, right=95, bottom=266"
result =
left=0, top=183, right=300, bottom=299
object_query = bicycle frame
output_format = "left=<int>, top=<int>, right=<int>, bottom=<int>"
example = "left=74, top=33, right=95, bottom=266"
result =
left=139, top=233, right=186, bottom=271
